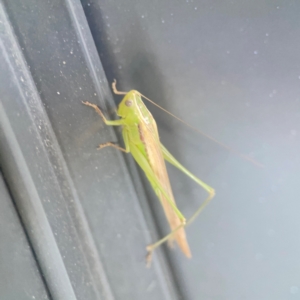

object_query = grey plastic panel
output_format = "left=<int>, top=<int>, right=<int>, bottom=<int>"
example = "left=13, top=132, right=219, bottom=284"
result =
left=1, top=0, right=300, bottom=299
left=0, top=173, right=50, bottom=300
left=0, top=1, right=179, bottom=300
left=81, top=1, right=300, bottom=299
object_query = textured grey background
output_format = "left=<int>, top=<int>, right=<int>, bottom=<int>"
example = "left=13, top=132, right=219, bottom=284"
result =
left=0, top=0, right=178, bottom=299
left=82, top=1, right=300, bottom=299
left=0, top=173, right=50, bottom=300
left=0, top=0, right=299, bottom=299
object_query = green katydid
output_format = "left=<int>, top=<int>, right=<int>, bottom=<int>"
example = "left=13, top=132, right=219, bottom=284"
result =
left=82, top=80, right=262, bottom=266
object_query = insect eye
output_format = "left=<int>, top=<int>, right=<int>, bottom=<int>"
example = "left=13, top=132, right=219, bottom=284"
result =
left=125, top=100, right=133, bottom=107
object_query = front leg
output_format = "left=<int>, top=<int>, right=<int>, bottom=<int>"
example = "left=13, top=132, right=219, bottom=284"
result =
left=82, top=101, right=124, bottom=126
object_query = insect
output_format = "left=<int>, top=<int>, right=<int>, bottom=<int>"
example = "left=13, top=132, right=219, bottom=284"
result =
left=82, top=80, right=261, bottom=266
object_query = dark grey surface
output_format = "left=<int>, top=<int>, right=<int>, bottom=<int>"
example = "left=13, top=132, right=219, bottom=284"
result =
left=0, top=0, right=179, bottom=299
left=1, top=0, right=300, bottom=299
left=82, top=1, right=300, bottom=299
left=0, top=173, right=50, bottom=300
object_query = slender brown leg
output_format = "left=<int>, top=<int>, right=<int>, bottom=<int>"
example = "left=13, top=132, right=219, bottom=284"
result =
left=112, top=79, right=128, bottom=95
left=97, top=142, right=127, bottom=153
left=82, top=101, right=106, bottom=123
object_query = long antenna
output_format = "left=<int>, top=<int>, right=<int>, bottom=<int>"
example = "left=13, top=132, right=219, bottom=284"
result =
left=112, top=80, right=264, bottom=168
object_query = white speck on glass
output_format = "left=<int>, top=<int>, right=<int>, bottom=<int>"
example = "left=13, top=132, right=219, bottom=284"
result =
left=57, top=91, right=60, bottom=95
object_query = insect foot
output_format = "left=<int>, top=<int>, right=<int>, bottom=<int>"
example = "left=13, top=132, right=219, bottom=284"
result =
left=146, top=246, right=154, bottom=268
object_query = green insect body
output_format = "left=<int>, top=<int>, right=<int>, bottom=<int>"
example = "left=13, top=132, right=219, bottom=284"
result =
left=83, top=82, right=215, bottom=265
